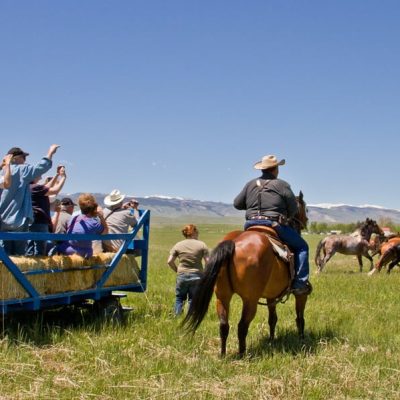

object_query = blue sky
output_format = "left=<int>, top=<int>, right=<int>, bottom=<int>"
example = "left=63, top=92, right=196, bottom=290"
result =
left=1, top=1, right=399, bottom=209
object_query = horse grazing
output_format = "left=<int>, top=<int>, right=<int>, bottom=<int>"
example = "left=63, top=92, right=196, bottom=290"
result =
left=368, top=236, right=400, bottom=275
left=183, top=192, right=310, bottom=357
left=314, top=218, right=384, bottom=273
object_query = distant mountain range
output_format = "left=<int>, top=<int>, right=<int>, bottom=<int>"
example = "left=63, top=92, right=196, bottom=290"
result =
left=65, top=194, right=400, bottom=224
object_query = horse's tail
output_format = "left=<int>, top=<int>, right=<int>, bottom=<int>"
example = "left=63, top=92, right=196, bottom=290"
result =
left=314, top=238, right=326, bottom=268
left=182, top=240, right=235, bottom=333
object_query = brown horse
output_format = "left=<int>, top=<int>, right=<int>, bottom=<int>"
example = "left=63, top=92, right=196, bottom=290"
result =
left=368, top=236, right=400, bottom=275
left=183, top=192, right=309, bottom=356
left=314, top=218, right=384, bottom=273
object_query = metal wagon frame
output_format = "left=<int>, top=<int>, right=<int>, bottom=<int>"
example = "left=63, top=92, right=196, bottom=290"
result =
left=0, top=209, right=150, bottom=315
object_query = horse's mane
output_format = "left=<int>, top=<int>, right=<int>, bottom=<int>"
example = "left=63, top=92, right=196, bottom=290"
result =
left=350, top=219, right=378, bottom=238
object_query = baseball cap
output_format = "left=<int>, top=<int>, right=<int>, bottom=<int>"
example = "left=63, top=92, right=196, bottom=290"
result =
left=8, top=147, right=29, bottom=157
left=60, top=197, right=76, bottom=206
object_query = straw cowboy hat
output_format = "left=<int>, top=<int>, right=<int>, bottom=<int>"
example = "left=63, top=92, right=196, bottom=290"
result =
left=104, top=189, right=126, bottom=207
left=253, top=154, right=285, bottom=170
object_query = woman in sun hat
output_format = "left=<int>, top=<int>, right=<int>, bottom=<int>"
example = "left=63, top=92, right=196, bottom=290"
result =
left=102, top=189, right=139, bottom=253
left=233, top=154, right=311, bottom=296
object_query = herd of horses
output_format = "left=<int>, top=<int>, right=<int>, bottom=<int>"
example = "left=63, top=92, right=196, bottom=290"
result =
left=182, top=193, right=400, bottom=357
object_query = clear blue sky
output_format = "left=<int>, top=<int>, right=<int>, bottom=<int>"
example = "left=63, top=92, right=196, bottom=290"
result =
left=1, top=1, right=399, bottom=209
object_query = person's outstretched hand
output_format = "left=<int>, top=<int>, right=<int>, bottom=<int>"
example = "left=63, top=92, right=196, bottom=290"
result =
left=47, top=144, right=60, bottom=160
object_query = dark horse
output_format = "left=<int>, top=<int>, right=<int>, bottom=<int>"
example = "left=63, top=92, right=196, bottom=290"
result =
left=183, top=191, right=309, bottom=356
left=314, top=218, right=384, bottom=273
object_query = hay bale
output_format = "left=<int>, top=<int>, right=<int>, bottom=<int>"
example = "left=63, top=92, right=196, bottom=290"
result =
left=0, top=253, right=140, bottom=300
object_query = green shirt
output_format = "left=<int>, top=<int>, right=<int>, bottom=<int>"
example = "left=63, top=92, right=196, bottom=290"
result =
left=170, top=239, right=209, bottom=275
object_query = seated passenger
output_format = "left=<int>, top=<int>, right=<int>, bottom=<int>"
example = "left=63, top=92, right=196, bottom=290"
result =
left=0, top=145, right=59, bottom=255
left=52, top=197, right=76, bottom=234
left=26, top=166, right=67, bottom=256
left=57, top=193, right=108, bottom=258
left=102, top=189, right=139, bottom=253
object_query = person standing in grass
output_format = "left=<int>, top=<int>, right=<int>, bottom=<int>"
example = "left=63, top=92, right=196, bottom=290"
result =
left=167, top=224, right=209, bottom=316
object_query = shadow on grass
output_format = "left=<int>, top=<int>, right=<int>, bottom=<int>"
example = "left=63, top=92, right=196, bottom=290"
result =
left=247, top=328, right=337, bottom=358
left=0, top=304, right=129, bottom=346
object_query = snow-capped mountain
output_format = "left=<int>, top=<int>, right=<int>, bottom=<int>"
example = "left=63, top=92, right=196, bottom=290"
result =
left=65, top=194, right=400, bottom=223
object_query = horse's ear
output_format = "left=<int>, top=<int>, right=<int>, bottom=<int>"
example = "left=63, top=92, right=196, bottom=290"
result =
left=299, top=190, right=303, bottom=200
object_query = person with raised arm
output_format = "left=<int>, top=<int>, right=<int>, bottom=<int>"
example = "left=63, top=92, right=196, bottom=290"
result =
left=0, top=144, right=60, bottom=255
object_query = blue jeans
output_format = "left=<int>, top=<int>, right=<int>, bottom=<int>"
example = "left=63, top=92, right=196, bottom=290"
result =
left=244, top=220, right=309, bottom=288
left=26, top=223, right=49, bottom=256
left=175, top=273, right=202, bottom=315
left=0, top=222, right=29, bottom=256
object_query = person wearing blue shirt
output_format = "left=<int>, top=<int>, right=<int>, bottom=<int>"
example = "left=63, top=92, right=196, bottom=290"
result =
left=0, top=144, right=60, bottom=255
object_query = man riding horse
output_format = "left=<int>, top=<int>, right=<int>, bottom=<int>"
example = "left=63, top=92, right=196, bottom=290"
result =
left=233, top=154, right=311, bottom=296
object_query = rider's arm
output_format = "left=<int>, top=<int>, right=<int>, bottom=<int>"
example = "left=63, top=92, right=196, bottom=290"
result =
left=282, top=183, right=298, bottom=218
left=233, top=183, right=249, bottom=210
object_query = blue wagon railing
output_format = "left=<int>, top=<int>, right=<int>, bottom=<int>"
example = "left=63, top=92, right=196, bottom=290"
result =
left=0, top=209, right=150, bottom=315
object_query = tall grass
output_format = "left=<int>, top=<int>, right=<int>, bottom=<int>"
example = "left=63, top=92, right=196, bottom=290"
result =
left=0, top=224, right=399, bottom=399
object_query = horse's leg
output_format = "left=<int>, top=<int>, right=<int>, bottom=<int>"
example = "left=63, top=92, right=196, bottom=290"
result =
left=267, top=302, right=278, bottom=340
left=357, top=254, right=363, bottom=272
left=316, top=245, right=327, bottom=273
left=237, top=300, right=258, bottom=356
left=295, top=294, right=308, bottom=338
left=320, top=250, right=335, bottom=272
left=216, top=296, right=232, bottom=357
left=360, top=251, right=374, bottom=272
left=366, top=254, right=374, bottom=271
left=387, top=257, right=400, bottom=274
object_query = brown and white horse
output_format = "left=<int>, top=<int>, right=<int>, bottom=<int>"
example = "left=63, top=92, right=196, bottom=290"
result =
left=314, top=218, right=384, bottom=273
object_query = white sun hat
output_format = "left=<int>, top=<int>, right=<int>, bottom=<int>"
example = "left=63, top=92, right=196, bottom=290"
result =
left=104, top=189, right=126, bottom=207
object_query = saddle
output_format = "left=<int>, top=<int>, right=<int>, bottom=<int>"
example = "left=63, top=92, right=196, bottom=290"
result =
left=247, top=225, right=295, bottom=281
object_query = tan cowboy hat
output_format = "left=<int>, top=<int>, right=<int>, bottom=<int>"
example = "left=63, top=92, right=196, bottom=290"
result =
left=104, top=189, right=126, bottom=207
left=254, top=154, right=285, bottom=170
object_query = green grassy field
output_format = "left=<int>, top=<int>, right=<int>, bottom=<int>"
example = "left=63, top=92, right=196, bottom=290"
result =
left=1, top=222, right=400, bottom=399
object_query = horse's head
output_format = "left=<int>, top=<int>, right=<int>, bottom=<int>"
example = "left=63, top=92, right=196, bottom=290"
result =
left=361, top=218, right=384, bottom=240
left=290, top=191, right=308, bottom=233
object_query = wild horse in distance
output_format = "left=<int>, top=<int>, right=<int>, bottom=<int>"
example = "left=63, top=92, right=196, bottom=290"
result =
left=314, top=218, right=384, bottom=273
left=183, top=191, right=310, bottom=357
left=368, top=235, right=400, bottom=275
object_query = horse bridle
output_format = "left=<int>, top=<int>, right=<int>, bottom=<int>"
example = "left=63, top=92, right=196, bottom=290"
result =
left=289, top=216, right=307, bottom=232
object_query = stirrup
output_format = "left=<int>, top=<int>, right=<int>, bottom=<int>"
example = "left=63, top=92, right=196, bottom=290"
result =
left=291, top=281, right=312, bottom=296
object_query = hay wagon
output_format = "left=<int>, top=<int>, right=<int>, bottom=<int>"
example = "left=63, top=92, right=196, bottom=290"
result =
left=0, top=209, right=150, bottom=319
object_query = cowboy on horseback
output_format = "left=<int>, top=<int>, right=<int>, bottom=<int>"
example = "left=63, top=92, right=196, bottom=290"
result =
left=234, top=154, right=311, bottom=296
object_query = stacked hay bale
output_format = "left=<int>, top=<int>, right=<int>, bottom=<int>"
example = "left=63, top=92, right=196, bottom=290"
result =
left=0, top=253, right=140, bottom=300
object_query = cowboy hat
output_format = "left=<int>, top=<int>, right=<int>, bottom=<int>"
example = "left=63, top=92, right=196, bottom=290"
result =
left=104, top=189, right=126, bottom=207
left=254, top=154, right=285, bottom=170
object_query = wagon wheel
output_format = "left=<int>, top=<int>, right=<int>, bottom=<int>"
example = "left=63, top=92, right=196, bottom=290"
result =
left=94, top=296, right=124, bottom=323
